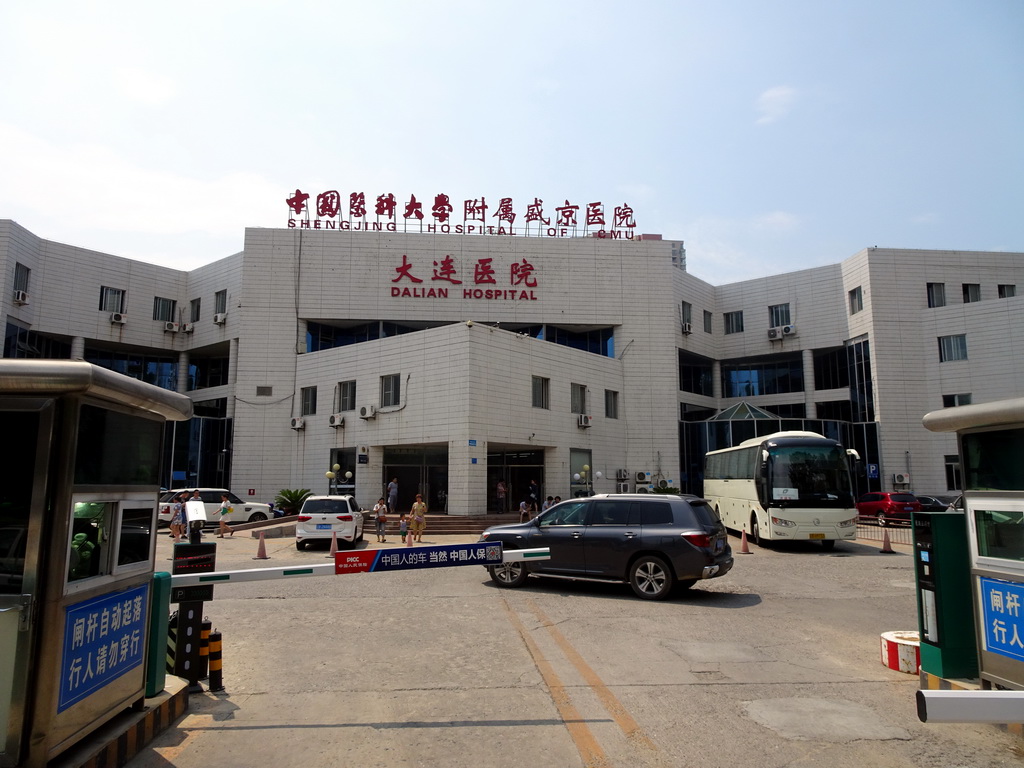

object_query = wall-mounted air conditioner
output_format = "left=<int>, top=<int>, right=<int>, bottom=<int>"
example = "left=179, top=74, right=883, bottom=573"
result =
left=328, top=414, right=345, bottom=428
left=616, top=482, right=630, bottom=493
left=782, top=324, right=797, bottom=336
left=616, top=468, right=629, bottom=481
left=290, top=417, right=305, bottom=430
left=164, top=321, right=180, bottom=333
left=213, top=313, right=227, bottom=325
left=13, top=290, right=29, bottom=305
left=681, top=322, right=693, bottom=335
left=767, top=327, right=781, bottom=340
left=110, top=312, right=127, bottom=324
left=359, top=404, right=376, bottom=420
left=893, top=472, right=911, bottom=484
left=635, top=470, right=652, bottom=484
left=182, top=323, right=194, bottom=333
left=577, top=414, right=593, bottom=428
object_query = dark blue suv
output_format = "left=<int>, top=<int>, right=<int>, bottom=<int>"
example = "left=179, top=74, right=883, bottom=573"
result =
left=479, top=494, right=733, bottom=600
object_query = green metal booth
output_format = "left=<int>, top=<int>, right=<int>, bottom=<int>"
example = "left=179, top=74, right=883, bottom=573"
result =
left=0, top=360, right=192, bottom=767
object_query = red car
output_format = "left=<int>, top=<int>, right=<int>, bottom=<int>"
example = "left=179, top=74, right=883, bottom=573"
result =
left=855, top=492, right=921, bottom=526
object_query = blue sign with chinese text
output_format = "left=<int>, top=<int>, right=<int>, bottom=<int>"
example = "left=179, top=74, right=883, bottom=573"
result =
left=59, top=583, right=149, bottom=712
left=979, top=576, right=1024, bottom=663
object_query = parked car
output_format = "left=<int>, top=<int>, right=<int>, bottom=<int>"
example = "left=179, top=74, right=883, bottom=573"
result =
left=915, top=495, right=952, bottom=512
left=295, top=495, right=364, bottom=550
left=158, top=489, right=273, bottom=527
left=478, top=493, right=733, bottom=600
left=855, top=492, right=921, bottom=526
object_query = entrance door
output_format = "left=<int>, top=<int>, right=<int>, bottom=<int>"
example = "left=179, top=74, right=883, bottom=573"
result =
left=0, top=404, right=50, bottom=766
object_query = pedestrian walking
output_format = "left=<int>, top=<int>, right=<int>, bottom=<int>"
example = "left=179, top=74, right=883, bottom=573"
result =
left=216, top=493, right=233, bottom=537
left=170, top=492, right=188, bottom=542
left=373, top=497, right=388, bottom=542
left=411, top=494, right=427, bottom=542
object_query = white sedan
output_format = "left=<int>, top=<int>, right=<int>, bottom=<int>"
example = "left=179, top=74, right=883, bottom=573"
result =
left=295, top=495, right=364, bottom=550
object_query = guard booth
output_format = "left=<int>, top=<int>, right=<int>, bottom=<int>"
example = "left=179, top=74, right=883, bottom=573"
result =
left=0, top=360, right=192, bottom=767
left=923, top=398, right=1024, bottom=692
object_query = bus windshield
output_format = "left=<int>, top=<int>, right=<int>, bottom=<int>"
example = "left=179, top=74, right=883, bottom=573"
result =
left=766, top=445, right=853, bottom=508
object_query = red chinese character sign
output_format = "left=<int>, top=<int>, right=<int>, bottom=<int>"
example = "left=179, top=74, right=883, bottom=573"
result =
left=285, top=189, right=638, bottom=240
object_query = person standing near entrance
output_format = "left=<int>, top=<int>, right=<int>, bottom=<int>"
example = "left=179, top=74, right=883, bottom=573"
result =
left=528, top=479, right=540, bottom=514
left=387, top=477, right=399, bottom=515
left=410, top=494, right=427, bottom=542
left=496, top=479, right=507, bottom=513
left=373, top=497, right=388, bottom=543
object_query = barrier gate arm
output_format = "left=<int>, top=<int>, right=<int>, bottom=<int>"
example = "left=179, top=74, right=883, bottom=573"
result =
left=168, top=545, right=550, bottom=587
left=916, top=689, right=1024, bottom=723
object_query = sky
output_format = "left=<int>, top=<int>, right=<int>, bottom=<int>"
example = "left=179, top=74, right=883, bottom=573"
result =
left=1, top=1, right=1021, bottom=285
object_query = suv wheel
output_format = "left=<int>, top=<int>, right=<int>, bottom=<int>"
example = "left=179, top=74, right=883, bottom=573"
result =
left=488, top=562, right=528, bottom=588
left=249, top=511, right=268, bottom=522
left=629, top=556, right=675, bottom=600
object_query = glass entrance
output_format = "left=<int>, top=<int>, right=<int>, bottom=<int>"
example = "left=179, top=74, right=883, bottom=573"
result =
left=487, top=450, right=545, bottom=513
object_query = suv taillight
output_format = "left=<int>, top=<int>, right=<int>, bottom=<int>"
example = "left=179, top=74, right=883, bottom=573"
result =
left=336, top=514, right=353, bottom=521
left=682, top=533, right=712, bottom=548
left=297, top=515, right=312, bottom=522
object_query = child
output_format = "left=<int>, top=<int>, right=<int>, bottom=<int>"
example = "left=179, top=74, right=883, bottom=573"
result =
left=398, top=513, right=408, bottom=543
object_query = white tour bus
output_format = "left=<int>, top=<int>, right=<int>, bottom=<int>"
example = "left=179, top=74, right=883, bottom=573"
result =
left=703, top=431, right=859, bottom=550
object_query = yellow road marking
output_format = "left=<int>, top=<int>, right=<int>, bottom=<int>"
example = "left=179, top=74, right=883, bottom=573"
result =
left=501, top=598, right=611, bottom=768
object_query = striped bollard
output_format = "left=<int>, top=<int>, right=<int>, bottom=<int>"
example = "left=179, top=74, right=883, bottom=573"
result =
left=208, top=631, right=224, bottom=692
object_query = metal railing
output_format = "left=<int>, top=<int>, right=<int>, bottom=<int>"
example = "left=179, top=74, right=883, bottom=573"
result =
left=856, top=519, right=913, bottom=545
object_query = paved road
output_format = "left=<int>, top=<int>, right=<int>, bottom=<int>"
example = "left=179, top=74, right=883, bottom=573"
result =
left=128, top=530, right=1021, bottom=768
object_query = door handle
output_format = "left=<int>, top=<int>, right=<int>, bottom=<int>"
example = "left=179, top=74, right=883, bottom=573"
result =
left=624, top=531, right=637, bottom=538
left=571, top=531, right=583, bottom=539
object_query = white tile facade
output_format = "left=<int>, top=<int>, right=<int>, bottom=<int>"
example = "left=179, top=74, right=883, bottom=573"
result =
left=3, top=220, right=1022, bottom=510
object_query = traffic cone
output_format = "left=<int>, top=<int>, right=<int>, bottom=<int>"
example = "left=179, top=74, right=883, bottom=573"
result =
left=880, top=528, right=895, bottom=554
left=328, top=532, right=338, bottom=558
left=253, top=531, right=269, bottom=560
left=739, top=529, right=752, bottom=554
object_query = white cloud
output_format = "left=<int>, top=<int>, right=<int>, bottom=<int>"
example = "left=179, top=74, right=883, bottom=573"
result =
left=113, top=67, right=178, bottom=107
left=755, top=86, right=798, bottom=125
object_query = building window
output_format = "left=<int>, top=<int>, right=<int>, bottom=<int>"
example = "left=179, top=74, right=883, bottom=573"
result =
left=721, top=355, right=804, bottom=397
left=703, top=310, right=712, bottom=333
left=190, top=298, right=201, bottom=322
left=532, top=376, right=550, bottom=409
left=944, top=454, right=962, bottom=491
left=337, top=380, right=357, bottom=411
left=768, top=303, right=790, bottom=328
left=14, top=262, right=30, bottom=293
left=214, top=290, right=227, bottom=315
left=962, top=283, right=981, bottom=303
left=570, top=383, right=587, bottom=414
left=927, top=283, right=946, bottom=308
left=605, top=390, right=619, bottom=419
left=998, top=284, right=1016, bottom=299
left=680, top=301, right=692, bottom=325
left=153, top=297, right=176, bottom=322
left=301, top=386, right=317, bottom=416
left=848, top=286, right=863, bottom=314
left=938, top=334, right=967, bottom=362
left=723, top=311, right=744, bottom=335
left=679, top=350, right=714, bottom=396
left=943, top=393, right=972, bottom=407
left=381, top=374, right=401, bottom=407
left=99, top=286, right=126, bottom=313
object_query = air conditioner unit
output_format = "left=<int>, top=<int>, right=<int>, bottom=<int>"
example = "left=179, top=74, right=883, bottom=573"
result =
left=636, top=485, right=649, bottom=494
left=358, top=445, right=369, bottom=455
left=182, top=323, right=194, bottom=333
left=616, top=468, right=629, bottom=481
left=290, top=417, right=305, bottom=430
left=213, top=313, right=227, bottom=325
left=110, top=312, right=127, bottom=324
left=782, top=324, right=797, bottom=336
left=681, top=322, right=693, bottom=335
left=577, top=414, right=593, bottom=428
left=893, top=472, right=911, bottom=484
left=328, top=414, right=345, bottom=428
left=635, top=470, right=652, bottom=484
left=13, top=290, right=29, bottom=305
left=616, top=482, right=630, bottom=493
left=767, top=327, right=780, bottom=340
left=164, top=321, right=180, bottom=333
left=359, top=404, right=376, bottom=420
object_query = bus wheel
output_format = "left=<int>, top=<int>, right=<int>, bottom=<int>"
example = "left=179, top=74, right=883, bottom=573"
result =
left=820, top=539, right=836, bottom=552
left=750, top=514, right=764, bottom=547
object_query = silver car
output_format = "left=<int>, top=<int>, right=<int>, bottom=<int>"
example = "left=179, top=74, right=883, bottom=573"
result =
left=295, top=495, right=365, bottom=550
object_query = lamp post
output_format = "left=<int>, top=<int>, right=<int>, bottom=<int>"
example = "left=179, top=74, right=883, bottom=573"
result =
left=344, top=470, right=353, bottom=495
left=583, top=465, right=592, bottom=496
left=325, top=470, right=335, bottom=495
